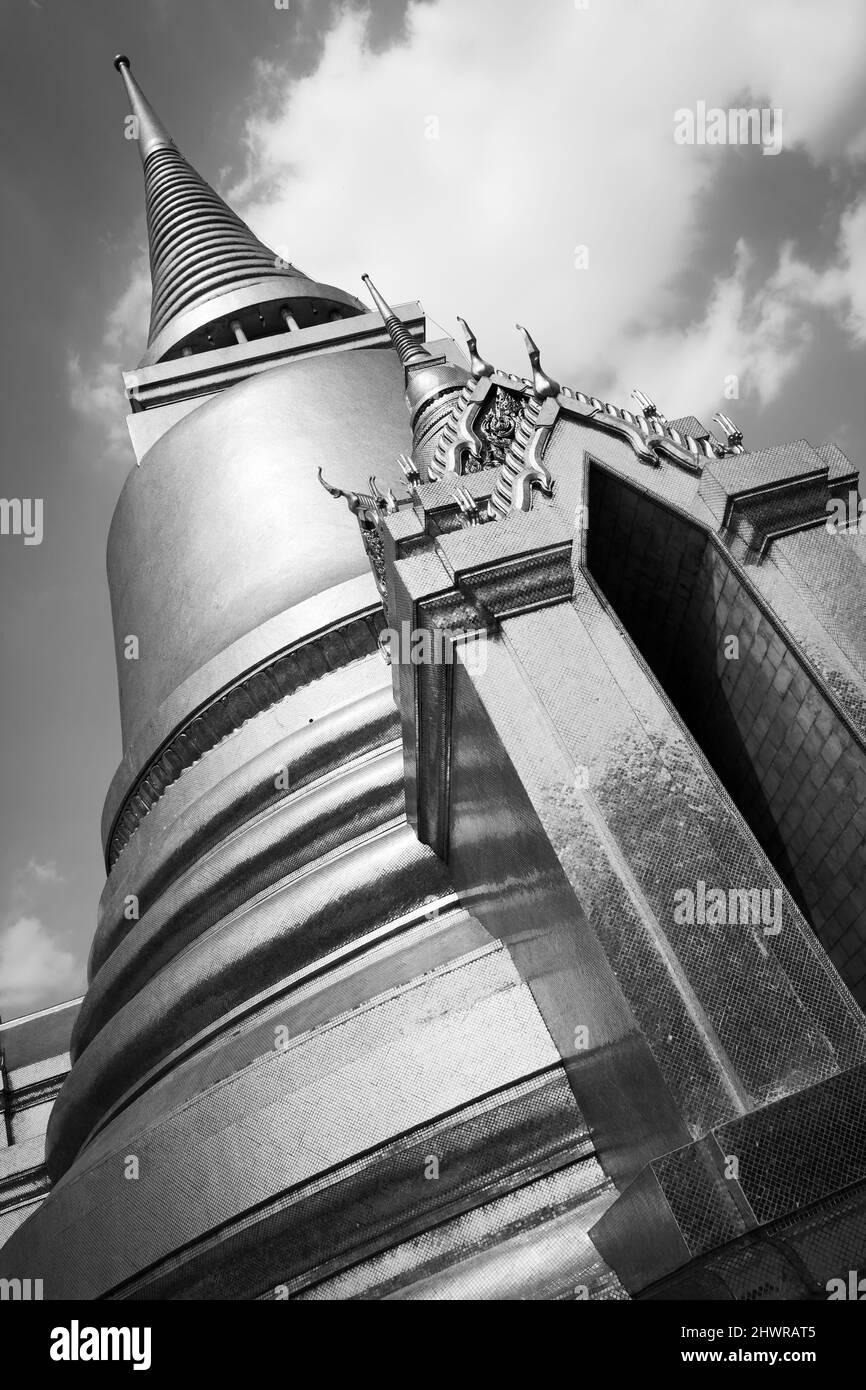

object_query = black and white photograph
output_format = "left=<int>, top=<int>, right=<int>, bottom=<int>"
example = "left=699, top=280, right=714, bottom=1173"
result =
left=1, top=0, right=866, bottom=1354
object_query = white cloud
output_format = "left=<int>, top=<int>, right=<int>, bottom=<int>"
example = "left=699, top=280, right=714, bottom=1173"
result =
left=24, top=859, right=65, bottom=885
left=67, top=354, right=128, bottom=451
left=86, top=0, right=866, bottom=447
left=68, top=258, right=149, bottom=458
left=610, top=190, right=866, bottom=421
left=102, top=263, right=152, bottom=356
left=730, top=0, right=866, bottom=161
left=603, top=241, right=814, bottom=419
left=0, top=858, right=81, bottom=1017
left=0, top=917, right=78, bottom=1017
left=223, top=0, right=866, bottom=418
left=771, top=197, right=866, bottom=345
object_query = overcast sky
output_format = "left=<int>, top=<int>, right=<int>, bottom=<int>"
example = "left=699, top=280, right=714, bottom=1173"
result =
left=1, top=0, right=865, bottom=1019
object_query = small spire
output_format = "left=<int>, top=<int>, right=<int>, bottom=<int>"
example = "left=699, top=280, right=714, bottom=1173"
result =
left=113, top=55, right=175, bottom=162
left=456, top=317, right=494, bottom=378
left=362, top=274, right=470, bottom=482
left=361, top=274, right=431, bottom=370
left=515, top=325, right=560, bottom=399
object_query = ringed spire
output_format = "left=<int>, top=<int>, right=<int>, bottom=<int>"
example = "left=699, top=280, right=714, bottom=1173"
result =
left=114, top=56, right=365, bottom=365
left=361, top=273, right=471, bottom=481
left=361, top=273, right=469, bottom=418
left=361, top=273, right=432, bottom=370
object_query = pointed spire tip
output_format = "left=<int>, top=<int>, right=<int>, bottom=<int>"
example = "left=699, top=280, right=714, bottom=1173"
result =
left=113, top=53, right=176, bottom=164
left=361, top=273, right=430, bottom=371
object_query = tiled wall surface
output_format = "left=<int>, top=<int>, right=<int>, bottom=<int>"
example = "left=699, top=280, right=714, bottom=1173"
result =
left=586, top=465, right=866, bottom=1006
left=444, top=599, right=866, bottom=1202
left=0, top=1000, right=79, bottom=1253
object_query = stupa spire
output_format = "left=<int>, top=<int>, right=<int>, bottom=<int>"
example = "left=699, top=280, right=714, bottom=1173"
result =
left=113, top=55, right=174, bottom=161
left=361, top=273, right=471, bottom=480
left=361, top=274, right=431, bottom=370
left=114, top=56, right=364, bottom=364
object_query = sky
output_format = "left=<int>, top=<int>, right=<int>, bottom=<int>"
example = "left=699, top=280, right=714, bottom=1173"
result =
left=0, top=0, right=865, bottom=1019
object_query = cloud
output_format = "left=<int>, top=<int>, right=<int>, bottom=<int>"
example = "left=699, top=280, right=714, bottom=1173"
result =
left=67, top=354, right=128, bottom=453
left=23, top=859, right=65, bottom=885
left=67, top=258, right=149, bottom=459
left=770, top=197, right=866, bottom=345
left=0, top=917, right=78, bottom=1018
left=600, top=241, right=812, bottom=419
left=85, top=0, right=866, bottom=451
left=0, top=858, right=81, bottom=1018
left=223, top=0, right=866, bottom=419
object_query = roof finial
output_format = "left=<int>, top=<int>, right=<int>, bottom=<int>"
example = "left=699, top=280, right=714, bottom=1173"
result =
left=316, top=466, right=367, bottom=516
left=457, top=317, right=494, bottom=378
left=361, top=274, right=431, bottom=371
left=712, top=412, right=745, bottom=453
left=632, top=388, right=658, bottom=418
left=396, top=453, right=421, bottom=486
left=515, top=325, right=560, bottom=399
